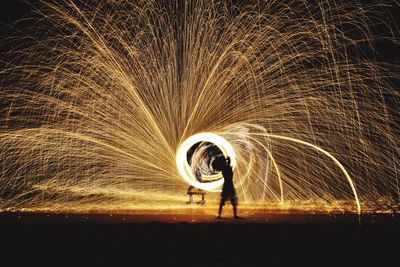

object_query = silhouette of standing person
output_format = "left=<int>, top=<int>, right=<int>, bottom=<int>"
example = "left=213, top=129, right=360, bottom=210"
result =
left=213, top=156, right=241, bottom=219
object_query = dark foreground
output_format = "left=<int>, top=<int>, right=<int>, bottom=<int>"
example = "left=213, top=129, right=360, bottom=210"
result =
left=0, top=213, right=399, bottom=267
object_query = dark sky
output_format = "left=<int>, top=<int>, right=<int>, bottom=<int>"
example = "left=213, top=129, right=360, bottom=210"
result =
left=0, top=0, right=40, bottom=25
left=0, top=0, right=397, bottom=91
left=0, top=0, right=398, bottom=92
left=0, top=0, right=398, bottom=57
left=0, top=0, right=398, bottom=123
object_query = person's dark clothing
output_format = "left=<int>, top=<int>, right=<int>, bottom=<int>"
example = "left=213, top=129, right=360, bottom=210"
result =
left=220, top=165, right=237, bottom=206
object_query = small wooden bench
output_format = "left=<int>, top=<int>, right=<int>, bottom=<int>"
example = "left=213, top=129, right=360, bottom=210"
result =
left=187, top=186, right=205, bottom=204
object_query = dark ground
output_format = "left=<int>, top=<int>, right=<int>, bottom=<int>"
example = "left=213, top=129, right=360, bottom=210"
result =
left=0, top=212, right=399, bottom=267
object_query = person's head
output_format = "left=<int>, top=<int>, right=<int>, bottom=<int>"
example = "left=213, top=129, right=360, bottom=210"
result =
left=212, top=156, right=230, bottom=171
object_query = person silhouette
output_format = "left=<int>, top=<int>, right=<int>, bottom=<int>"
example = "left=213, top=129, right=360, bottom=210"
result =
left=213, top=156, right=242, bottom=219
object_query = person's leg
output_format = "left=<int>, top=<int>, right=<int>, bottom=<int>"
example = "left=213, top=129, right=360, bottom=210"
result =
left=218, top=203, right=223, bottom=218
left=233, top=204, right=237, bottom=217
left=231, top=196, right=241, bottom=219
left=230, top=197, right=237, bottom=217
left=217, top=198, right=225, bottom=218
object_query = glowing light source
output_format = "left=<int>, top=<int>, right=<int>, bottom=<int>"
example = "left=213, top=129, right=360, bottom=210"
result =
left=176, top=133, right=236, bottom=191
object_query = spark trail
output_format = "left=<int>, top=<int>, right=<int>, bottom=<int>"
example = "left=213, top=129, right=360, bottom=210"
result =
left=0, top=0, right=399, bottom=213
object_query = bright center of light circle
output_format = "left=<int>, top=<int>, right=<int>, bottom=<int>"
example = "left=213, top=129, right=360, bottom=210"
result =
left=176, top=132, right=236, bottom=192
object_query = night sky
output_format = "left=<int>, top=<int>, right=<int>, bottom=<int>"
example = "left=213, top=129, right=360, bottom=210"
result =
left=0, top=0, right=40, bottom=24
left=1, top=0, right=398, bottom=92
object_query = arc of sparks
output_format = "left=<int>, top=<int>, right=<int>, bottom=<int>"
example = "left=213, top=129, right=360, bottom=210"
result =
left=247, top=136, right=284, bottom=204
left=246, top=132, right=361, bottom=213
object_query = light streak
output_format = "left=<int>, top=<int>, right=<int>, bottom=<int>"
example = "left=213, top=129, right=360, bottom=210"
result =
left=176, top=132, right=236, bottom=191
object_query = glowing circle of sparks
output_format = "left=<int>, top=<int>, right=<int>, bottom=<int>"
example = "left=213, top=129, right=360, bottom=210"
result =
left=176, top=133, right=236, bottom=191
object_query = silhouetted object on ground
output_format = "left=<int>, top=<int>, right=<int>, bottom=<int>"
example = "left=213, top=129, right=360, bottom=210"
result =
left=212, top=157, right=242, bottom=219
left=186, top=185, right=205, bottom=204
